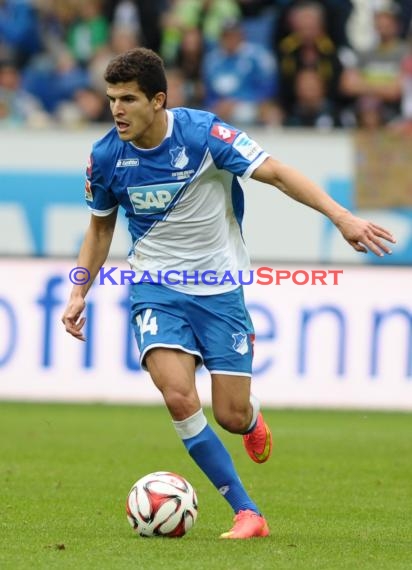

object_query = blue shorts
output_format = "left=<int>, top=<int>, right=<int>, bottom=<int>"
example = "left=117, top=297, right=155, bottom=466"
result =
left=130, top=284, right=255, bottom=376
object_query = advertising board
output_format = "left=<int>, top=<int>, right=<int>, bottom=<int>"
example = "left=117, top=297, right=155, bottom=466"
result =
left=1, top=259, right=410, bottom=409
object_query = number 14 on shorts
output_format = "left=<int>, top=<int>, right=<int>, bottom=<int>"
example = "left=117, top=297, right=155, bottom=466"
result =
left=136, top=309, right=158, bottom=342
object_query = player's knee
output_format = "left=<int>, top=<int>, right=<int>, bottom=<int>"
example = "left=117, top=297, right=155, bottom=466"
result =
left=214, top=407, right=250, bottom=434
left=162, top=387, right=198, bottom=419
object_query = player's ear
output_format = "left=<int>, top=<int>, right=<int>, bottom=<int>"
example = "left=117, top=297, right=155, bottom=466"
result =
left=153, top=92, right=166, bottom=110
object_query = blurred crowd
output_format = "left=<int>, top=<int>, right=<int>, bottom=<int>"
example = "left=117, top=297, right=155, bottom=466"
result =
left=1, top=0, right=412, bottom=130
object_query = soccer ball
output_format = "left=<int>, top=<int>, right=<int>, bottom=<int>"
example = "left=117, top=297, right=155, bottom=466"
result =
left=126, top=471, right=198, bottom=537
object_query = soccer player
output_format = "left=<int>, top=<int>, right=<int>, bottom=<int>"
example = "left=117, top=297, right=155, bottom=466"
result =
left=61, top=47, right=395, bottom=539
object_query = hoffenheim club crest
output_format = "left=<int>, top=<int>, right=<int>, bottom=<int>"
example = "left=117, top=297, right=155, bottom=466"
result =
left=170, top=146, right=189, bottom=169
left=232, top=333, right=249, bottom=355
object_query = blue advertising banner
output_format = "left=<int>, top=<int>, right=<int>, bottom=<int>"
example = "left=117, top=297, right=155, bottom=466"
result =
left=1, top=129, right=411, bottom=263
left=1, top=170, right=411, bottom=264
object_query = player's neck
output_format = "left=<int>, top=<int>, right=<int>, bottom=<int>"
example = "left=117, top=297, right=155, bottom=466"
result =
left=132, top=109, right=168, bottom=149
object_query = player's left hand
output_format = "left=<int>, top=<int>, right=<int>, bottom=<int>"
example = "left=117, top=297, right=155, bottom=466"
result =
left=334, top=211, right=396, bottom=257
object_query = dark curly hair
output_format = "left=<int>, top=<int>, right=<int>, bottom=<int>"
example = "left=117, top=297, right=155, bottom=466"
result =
left=104, top=47, right=167, bottom=107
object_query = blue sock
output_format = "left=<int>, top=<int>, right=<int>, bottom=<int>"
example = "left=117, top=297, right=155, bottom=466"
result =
left=173, top=409, right=259, bottom=514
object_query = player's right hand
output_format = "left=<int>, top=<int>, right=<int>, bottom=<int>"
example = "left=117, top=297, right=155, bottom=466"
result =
left=61, top=297, right=87, bottom=341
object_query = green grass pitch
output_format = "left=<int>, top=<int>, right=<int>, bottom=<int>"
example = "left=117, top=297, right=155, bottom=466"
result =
left=0, top=403, right=411, bottom=570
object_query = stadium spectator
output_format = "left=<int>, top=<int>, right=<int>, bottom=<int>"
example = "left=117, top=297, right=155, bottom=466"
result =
left=1, top=0, right=408, bottom=128
left=346, top=1, right=412, bottom=54
left=202, top=19, right=281, bottom=126
left=35, top=1, right=78, bottom=48
left=22, top=49, right=90, bottom=114
left=235, top=0, right=276, bottom=48
left=274, top=0, right=353, bottom=51
left=274, top=1, right=356, bottom=117
left=346, top=0, right=381, bottom=53
left=284, top=67, right=339, bottom=128
left=66, top=0, right=110, bottom=67
left=54, top=85, right=113, bottom=126
left=88, top=24, right=141, bottom=95
left=161, top=0, right=241, bottom=64
left=354, top=95, right=386, bottom=129
left=0, top=0, right=43, bottom=68
left=107, top=0, right=140, bottom=35
left=104, top=0, right=165, bottom=53
left=174, top=26, right=204, bottom=107
left=165, top=66, right=196, bottom=108
left=340, top=1, right=408, bottom=125
left=386, top=45, right=412, bottom=133
left=0, top=59, right=51, bottom=126
left=74, top=86, right=113, bottom=122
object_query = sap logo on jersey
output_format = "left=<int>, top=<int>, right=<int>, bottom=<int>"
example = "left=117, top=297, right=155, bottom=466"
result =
left=128, top=183, right=183, bottom=214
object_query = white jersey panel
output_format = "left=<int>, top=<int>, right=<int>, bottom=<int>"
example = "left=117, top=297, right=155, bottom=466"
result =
left=127, top=150, right=250, bottom=294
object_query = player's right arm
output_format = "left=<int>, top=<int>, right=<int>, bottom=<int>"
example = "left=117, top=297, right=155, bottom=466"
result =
left=62, top=143, right=119, bottom=340
left=62, top=209, right=118, bottom=341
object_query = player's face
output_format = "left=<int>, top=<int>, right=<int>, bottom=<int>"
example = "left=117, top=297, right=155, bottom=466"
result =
left=106, top=81, right=165, bottom=147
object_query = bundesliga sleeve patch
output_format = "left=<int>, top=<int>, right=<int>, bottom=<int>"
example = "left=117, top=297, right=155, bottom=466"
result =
left=85, top=178, right=93, bottom=202
left=210, top=124, right=238, bottom=144
left=233, top=133, right=263, bottom=162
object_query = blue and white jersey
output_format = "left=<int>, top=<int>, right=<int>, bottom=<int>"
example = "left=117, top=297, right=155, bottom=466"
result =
left=85, top=107, right=268, bottom=294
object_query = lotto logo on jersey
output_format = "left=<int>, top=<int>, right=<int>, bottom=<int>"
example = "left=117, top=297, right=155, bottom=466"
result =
left=127, top=182, right=183, bottom=215
left=116, top=158, right=140, bottom=168
left=210, top=124, right=238, bottom=144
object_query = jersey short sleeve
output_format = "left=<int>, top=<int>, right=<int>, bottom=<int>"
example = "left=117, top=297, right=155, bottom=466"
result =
left=207, top=118, right=269, bottom=180
left=85, top=151, right=118, bottom=216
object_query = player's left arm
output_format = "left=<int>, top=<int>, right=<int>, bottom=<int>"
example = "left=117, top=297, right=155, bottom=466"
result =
left=251, top=156, right=396, bottom=257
